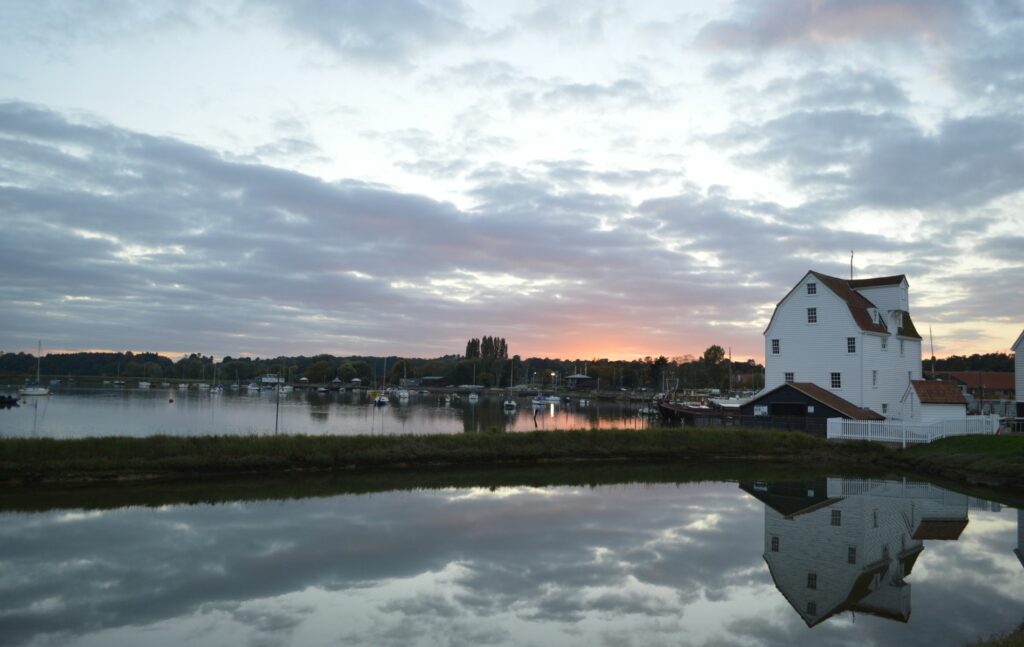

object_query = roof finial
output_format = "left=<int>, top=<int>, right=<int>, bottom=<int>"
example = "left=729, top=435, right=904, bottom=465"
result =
left=850, top=250, right=854, bottom=280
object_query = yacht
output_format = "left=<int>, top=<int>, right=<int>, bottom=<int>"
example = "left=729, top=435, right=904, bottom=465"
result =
left=19, top=342, right=50, bottom=396
left=374, top=394, right=390, bottom=406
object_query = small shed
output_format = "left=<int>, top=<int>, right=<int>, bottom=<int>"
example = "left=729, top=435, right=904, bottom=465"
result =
left=901, top=380, right=967, bottom=424
left=741, top=382, right=884, bottom=422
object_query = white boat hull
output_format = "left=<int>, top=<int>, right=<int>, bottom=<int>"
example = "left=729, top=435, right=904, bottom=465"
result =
left=18, top=386, right=50, bottom=396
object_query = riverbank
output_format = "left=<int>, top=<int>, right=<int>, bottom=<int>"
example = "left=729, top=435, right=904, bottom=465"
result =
left=2, top=428, right=1023, bottom=492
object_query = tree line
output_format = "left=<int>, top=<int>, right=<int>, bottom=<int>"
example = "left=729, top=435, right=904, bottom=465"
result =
left=0, top=344, right=767, bottom=391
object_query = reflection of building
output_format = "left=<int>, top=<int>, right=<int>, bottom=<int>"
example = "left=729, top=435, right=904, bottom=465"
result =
left=741, top=478, right=999, bottom=627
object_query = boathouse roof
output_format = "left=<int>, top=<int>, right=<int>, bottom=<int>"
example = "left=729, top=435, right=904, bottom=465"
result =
left=909, top=380, right=967, bottom=405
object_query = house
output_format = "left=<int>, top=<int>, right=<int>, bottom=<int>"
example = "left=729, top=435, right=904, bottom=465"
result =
left=763, top=271, right=923, bottom=419
left=901, top=380, right=967, bottom=424
left=1015, top=330, right=1023, bottom=418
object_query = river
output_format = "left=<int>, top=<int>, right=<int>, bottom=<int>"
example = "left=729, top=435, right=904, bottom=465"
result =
left=0, top=387, right=652, bottom=437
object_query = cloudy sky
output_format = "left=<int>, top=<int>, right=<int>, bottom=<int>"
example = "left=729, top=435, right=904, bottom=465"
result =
left=1, top=0, right=1022, bottom=361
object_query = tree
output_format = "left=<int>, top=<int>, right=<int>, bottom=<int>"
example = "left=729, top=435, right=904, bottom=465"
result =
left=306, top=360, right=333, bottom=383
left=702, top=345, right=728, bottom=390
left=338, top=362, right=356, bottom=382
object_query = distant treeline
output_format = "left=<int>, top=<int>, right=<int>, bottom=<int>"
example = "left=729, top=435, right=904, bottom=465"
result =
left=929, top=353, right=1015, bottom=373
left=0, top=344, right=766, bottom=391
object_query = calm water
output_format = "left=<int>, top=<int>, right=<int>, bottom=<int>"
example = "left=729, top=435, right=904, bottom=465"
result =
left=0, top=476, right=1021, bottom=646
left=0, top=388, right=652, bottom=437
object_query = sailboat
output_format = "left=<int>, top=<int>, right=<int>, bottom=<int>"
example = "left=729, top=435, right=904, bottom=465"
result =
left=374, top=358, right=389, bottom=406
left=503, top=357, right=516, bottom=411
left=467, top=362, right=479, bottom=402
left=19, top=341, right=50, bottom=396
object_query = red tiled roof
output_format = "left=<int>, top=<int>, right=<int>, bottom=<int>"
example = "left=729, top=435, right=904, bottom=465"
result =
left=810, top=272, right=890, bottom=335
left=777, top=382, right=886, bottom=420
left=848, top=275, right=906, bottom=288
left=942, top=372, right=1015, bottom=391
left=912, top=518, right=968, bottom=540
left=910, top=380, right=967, bottom=404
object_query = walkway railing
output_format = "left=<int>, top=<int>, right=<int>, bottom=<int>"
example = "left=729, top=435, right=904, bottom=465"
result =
left=826, top=415, right=1000, bottom=447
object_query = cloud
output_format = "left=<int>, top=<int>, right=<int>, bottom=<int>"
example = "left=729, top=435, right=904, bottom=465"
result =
left=248, top=0, right=472, bottom=67
left=695, top=0, right=968, bottom=51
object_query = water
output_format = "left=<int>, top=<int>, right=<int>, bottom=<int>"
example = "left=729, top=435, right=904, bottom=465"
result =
left=1, top=475, right=1021, bottom=646
left=0, top=388, right=652, bottom=437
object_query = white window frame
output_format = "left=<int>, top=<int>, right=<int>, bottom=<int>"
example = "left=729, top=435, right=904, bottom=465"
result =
left=772, top=339, right=780, bottom=355
left=784, top=372, right=794, bottom=383
left=830, top=372, right=841, bottom=389
left=872, top=370, right=877, bottom=387
left=807, top=307, right=817, bottom=324
left=806, top=282, right=817, bottom=295
left=882, top=336, right=888, bottom=350
left=847, top=337, right=856, bottom=353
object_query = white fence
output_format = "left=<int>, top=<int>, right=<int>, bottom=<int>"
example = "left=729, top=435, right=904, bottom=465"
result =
left=826, top=415, right=1000, bottom=447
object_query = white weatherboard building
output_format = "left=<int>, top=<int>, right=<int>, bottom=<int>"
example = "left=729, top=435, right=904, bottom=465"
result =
left=764, top=271, right=923, bottom=419
left=1014, top=330, right=1023, bottom=417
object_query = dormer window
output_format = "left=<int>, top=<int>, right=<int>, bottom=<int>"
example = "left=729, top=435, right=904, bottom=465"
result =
left=806, top=282, right=816, bottom=295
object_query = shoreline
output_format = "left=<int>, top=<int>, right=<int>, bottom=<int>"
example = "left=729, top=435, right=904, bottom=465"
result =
left=2, top=428, right=1023, bottom=494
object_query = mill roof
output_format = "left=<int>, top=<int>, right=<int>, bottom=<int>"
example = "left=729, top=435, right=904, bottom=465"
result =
left=765, top=270, right=922, bottom=339
left=909, top=380, right=967, bottom=404
left=1014, top=330, right=1024, bottom=352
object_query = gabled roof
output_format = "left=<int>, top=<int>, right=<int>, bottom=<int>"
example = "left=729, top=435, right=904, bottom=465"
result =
left=1014, top=330, right=1024, bottom=352
left=764, top=270, right=923, bottom=339
left=912, top=518, right=968, bottom=540
left=811, top=272, right=890, bottom=335
left=751, top=382, right=885, bottom=420
left=909, top=380, right=967, bottom=405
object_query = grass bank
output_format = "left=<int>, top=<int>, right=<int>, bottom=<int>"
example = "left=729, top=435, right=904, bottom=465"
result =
left=902, top=435, right=1024, bottom=489
left=0, top=427, right=891, bottom=485
left=4, top=428, right=1024, bottom=494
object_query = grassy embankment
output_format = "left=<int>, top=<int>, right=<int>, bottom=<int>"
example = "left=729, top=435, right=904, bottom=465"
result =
left=0, top=428, right=888, bottom=483
left=2, top=428, right=1023, bottom=492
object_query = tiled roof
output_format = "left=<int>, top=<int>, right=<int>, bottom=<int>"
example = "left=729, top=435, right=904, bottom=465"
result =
left=810, top=272, right=889, bottom=335
left=910, top=380, right=967, bottom=404
left=848, top=275, right=906, bottom=288
left=758, top=382, right=886, bottom=420
left=912, top=518, right=968, bottom=540
left=897, top=312, right=922, bottom=339
left=941, top=372, right=1015, bottom=391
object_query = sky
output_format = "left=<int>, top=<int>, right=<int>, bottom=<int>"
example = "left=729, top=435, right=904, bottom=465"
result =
left=0, top=0, right=1022, bottom=362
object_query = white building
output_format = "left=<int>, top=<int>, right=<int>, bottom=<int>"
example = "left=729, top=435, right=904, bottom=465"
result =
left=901, top=380, right=967, bottom=424
left=764, top=271, right=923, bottom=419
left=1014, top=330, right=1023, bottom=417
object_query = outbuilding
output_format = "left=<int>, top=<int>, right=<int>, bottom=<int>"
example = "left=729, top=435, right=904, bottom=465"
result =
left=900, top=380, right=967, bottom=424
left=740, top=382, right=883, bottom=434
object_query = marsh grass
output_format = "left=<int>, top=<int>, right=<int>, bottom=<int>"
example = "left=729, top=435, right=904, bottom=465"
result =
left=0, top=427, right=889, bottom=482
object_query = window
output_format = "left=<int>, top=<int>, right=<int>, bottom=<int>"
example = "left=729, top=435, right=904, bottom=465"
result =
left=807, top=573, right=817, bottom=590
left=882, top=403, right=888, bottom=414
left=847, top=337, right=856, bottom=353
left=881, top=336, right=888, bottom=350
left=848, top=547, right=857, bottom=564
left=807, top=602, right=817, bottom=616
left=772, top=339, right=780, bottom=355
left=830, top=372, right=841, bottom=389
left=831, top=510, right=842, bottom=526
left=807, top=405, right=815, bottom=414
left=807, top=307, right=817, bottom=323
left=900, top=339, right=904, bottom=355
left=784, top=372, right=794, bottom=383
left=872, top=370, right=878, bottom=387
left=873, top=510, right=879, bottom=528
left=807, top=282, right=817, bottom=295
left=771, top=536, right=780, bottom=552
